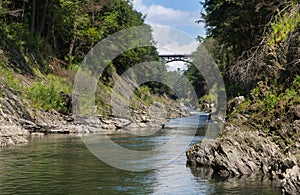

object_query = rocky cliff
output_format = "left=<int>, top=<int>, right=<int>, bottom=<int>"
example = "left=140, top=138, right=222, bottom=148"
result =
left=187, top=95, right=300, bottom=194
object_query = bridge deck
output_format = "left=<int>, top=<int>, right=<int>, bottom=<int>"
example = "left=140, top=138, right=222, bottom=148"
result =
left=159, top=54, right=192, bottom=58
left=159, top=54, right=193, bottom=64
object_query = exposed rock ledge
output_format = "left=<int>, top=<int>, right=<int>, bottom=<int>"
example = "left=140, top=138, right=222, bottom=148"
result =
left=186, top=124, right=300, bottom=194
left=0, top=125, right=28, bottom=147
left=0, top=84, right=189, bottom=148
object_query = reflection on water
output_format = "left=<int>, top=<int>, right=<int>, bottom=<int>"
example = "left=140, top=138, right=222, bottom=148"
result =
left=0, top=114, right=280, bottom=194
left=189, top=167, right=280, bottom=195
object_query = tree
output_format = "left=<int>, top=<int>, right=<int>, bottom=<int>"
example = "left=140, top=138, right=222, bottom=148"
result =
left=201, top=0, right=286, bottom=57
left=197, top=0, right=299, bottom=95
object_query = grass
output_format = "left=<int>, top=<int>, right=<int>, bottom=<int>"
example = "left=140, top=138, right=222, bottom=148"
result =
left=0, top=64, right=72, bottom=113
left=230, top=75, right=300, bottom=150
left=0, top=65, right=24, bottom=91
left=27, top=75, right=71, bottom=112
left=134, top=85, right=154, bottom=106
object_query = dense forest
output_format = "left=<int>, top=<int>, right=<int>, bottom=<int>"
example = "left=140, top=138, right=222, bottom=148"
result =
left=186, top=0, right=300, bottom=193
left=0, top=0, right=147, bottom=66
left=186, top=0, right=299, bottom=98
left=0, top=0, right=171, bottom=115
left=186, top=0, right=300, bottom=146
left=3, top=0, right=298, bottom=113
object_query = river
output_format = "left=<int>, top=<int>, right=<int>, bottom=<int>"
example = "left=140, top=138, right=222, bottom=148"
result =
left=0, top=113, right=280, bottom=194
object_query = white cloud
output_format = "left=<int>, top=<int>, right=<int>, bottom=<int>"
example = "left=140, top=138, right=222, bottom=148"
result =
left=133, top=1, right=201, bottom=70
left=151, top=26, right=198, bottom=72
left=133, top=0, right=200, bottom=28
left=166, top=61, right=188, bottom=72
left=158, top=39, right=198, bottom=55
left=151, top=26, right=198, bottom=54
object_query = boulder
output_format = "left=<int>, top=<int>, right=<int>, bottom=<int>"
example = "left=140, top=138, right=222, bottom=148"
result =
left=227, top=96, right=245, bottom=113
left=289, top=105, right=300, bottom=119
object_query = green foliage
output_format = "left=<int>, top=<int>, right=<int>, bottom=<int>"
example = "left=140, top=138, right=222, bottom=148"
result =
left=198, top=84, right=219, bottom=105
left=201, top=0, right=283, bottom=57
left=101, top=0, right=144, bottom=34
left=112, top=46, right=159, bottom=76
left=230, top=75, right=300, bottom=150
left=96, top=99, right=111, bottom=117
left=0, top=19, right=44, bottom=52
left=185, top=42, right=227, bottom=103
left=250, top=86, right=260, bottom=98
left=268, top=5, right=300, bottom=46
left=285, top=75, right=300, bottom=104
left=264, top=93, right=280, bottom=109
left=292, top=75, right=300, bottom=89
left=64, top=0, right=147, bottom=64
left=198, top=0, right=299, bottom=97
left=0, top=66, right=23, bottom=91
left=0, top=21, right=26, bottom=51
left=256, top=75, right=300, bottom=111
left=0, top=0, right=150, bottom=66
left=134, top=86, right=154, bottom=106
left=27, top=75, right=71, bottom=112
left=238, top=99, right=251, bottom=111
left=0, top=66, right=73, bottom=113
left=184, top=45, right=208, bottom=100
left=199, top=0, right=299, bottom=152
left=0, top=0, right=169, bottom=116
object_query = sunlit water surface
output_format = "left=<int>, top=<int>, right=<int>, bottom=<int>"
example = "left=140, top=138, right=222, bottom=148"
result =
left=0, top=114, right=280, bottom=194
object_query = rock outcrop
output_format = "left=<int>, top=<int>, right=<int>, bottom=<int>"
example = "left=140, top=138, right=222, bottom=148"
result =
left=0, top=81, right=189, bottom=147
left=187, top=120, right=300, bottom=194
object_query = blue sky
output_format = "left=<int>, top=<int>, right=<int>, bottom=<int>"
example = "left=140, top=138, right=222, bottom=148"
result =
left=132, top=0, right=206, bottom=71
left=132, top=0, right=206, bottom=39
left=141, top=0, right=201, bottom=11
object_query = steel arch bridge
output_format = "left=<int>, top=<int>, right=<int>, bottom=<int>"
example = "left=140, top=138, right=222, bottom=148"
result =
left=159, top=54, right=193, bottom=64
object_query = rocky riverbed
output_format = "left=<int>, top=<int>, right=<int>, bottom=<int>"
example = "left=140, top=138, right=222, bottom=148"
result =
left=0, top=82, right=190, bottom=147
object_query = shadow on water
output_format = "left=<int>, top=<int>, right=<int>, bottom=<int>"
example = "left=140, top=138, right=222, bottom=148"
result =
left=189, top=166, right=281, bottom=195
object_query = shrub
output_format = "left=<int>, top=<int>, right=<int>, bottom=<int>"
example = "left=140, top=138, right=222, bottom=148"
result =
left=0, top=66, right=23, bottom=91
left=134, top=86, right=153, bottom=106
left=27, top=75, right=71, bottom=112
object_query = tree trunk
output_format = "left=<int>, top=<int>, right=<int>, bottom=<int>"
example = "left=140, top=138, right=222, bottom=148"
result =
left=68, top=23, right=78, bottom=64
left=38, top=0, right=48, bottom=36
left=30, top=0, right=36, bottom=34
left=22, top=1, right=25, bottom=19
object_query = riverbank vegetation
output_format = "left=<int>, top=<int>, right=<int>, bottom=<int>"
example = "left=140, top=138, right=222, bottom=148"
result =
left=0, top=0, right=175, bottom=117
left=192, top=0, right=300, bottom=148
left=186, top=0, right=300, bottom=193
left=187, top=0, right=299, bottom=99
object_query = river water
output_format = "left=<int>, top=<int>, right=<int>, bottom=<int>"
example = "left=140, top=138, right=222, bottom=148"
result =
left=0, top=114, right=280, bottom=194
